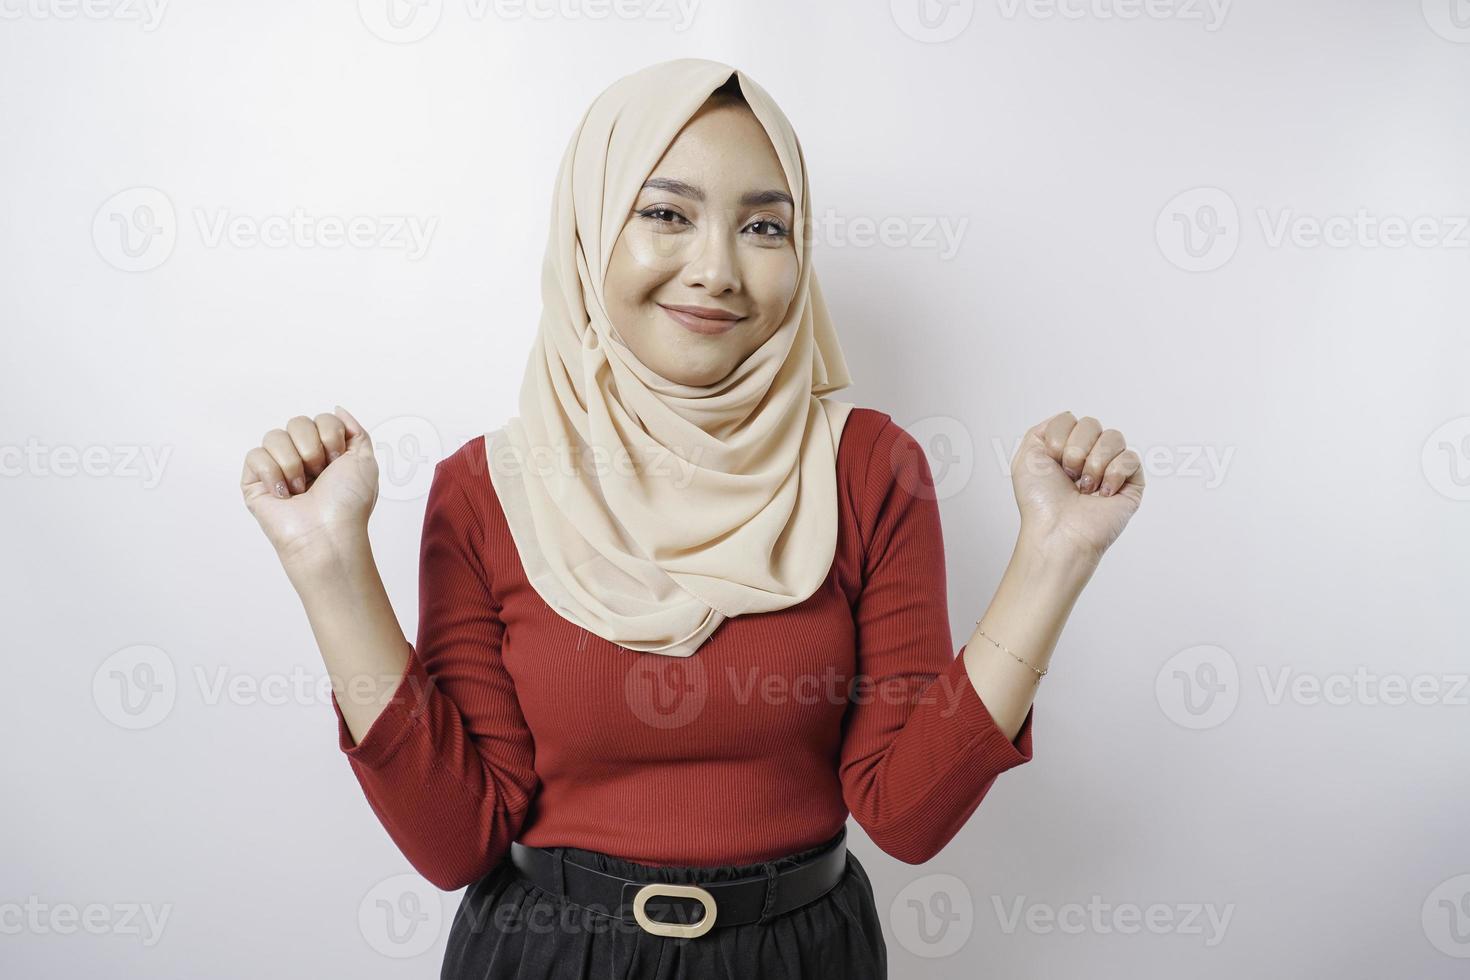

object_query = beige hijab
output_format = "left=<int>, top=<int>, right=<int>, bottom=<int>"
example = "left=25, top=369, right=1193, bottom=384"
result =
left=485, top=58, right=855, bottom=658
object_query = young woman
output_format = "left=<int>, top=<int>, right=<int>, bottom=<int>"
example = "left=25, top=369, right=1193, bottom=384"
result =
left=239, top=58, right=1145, bottom=980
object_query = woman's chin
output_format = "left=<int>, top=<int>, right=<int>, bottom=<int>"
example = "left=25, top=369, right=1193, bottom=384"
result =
left=656, top=350, right=735, bottom=387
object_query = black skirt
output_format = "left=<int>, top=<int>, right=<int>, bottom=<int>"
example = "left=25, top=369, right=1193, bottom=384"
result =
left=441, top=828, right=887, bottom=979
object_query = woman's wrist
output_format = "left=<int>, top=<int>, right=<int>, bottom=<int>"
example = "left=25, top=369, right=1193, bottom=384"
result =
left=1013, top=523, right=1101, bottom=592
left=958, top=525, right=1096, bottom=737
left=279, top=523, right=375, bottom=591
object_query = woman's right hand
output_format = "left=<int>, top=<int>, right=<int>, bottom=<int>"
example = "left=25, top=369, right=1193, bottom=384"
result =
left=240, top=405, right=380, bottom=567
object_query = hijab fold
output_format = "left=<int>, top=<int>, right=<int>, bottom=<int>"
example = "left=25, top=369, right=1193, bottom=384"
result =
left=485, top=58, right=855, bottom=657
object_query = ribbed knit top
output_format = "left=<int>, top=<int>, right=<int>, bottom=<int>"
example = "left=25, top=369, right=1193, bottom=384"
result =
left=331, top=406, right=1034, bottom=891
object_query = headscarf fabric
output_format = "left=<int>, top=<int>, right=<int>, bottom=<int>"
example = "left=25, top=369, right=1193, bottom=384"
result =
left=485, top=58, right=855, bottom=657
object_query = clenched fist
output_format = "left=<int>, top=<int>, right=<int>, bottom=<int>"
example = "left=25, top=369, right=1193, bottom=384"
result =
left=240, top=405, right=380, bottom=566
left=1011, top=410, right=1145, bottom=565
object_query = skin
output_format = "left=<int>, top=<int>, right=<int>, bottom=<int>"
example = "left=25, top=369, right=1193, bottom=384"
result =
left=239, top=97, right=1145, bottom=755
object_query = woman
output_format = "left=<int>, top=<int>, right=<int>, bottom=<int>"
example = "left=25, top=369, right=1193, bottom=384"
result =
left=239, top=58, right=1144, bottom=979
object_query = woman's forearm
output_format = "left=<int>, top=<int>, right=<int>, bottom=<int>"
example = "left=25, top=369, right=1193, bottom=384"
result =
left=961, top=530, right=1097, bottom=741
left=281, top=529, right=414, bottom=746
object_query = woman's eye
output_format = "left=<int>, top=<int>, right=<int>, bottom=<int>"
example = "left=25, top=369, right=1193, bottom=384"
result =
left=747, top=219, right=789, bottom=238
left=638, top=207, right=688, bottom=227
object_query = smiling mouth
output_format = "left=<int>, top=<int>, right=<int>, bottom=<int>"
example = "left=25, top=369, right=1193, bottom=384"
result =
left=658, top=304, right=745, bottom=335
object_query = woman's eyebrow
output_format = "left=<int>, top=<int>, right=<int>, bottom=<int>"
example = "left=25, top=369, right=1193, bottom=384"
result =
left=641, top=177, right=793, bottom=209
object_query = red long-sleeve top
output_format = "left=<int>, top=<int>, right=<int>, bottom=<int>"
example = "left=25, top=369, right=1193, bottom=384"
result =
left=331, top=407, right=1034, bottom=891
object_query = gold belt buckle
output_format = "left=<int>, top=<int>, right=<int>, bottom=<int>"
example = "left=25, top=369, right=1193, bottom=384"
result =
left=631, top=883, right=718, bottom=939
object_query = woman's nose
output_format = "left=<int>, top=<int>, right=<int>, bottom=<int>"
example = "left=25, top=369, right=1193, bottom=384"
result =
left=680, top=220, right=740, bottom=295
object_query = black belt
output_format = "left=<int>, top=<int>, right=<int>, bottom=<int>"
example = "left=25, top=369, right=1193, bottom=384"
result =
left=507, top=827, right=848, bottom=939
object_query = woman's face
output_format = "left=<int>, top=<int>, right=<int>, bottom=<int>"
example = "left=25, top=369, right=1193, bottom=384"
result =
left=604, top=97, right=799, bottom=388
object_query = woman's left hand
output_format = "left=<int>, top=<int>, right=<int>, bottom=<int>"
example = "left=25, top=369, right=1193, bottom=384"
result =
left=1010, top=411, right=1146, bottom=566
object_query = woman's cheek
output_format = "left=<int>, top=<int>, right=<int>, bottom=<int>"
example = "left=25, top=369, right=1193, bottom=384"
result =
left=755, top=254, right=799, bottom=319
left=627, top=228, right=686, bottom=268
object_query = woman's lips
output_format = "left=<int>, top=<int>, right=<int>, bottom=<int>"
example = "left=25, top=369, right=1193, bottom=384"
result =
left=659, top=304, right=744, bottom=335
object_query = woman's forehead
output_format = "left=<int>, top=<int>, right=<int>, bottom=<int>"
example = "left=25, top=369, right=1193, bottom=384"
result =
left=639, top=110, right=793, bottom=201
left=636, top=176, right=794, bottom=210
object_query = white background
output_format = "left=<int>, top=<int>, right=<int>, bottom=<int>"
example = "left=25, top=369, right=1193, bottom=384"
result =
left=3, top=0, right=1468, bottom=976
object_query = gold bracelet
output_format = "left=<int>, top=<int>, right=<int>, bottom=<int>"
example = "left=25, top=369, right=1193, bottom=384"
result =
left=974, top=620, right=1047, bottom=679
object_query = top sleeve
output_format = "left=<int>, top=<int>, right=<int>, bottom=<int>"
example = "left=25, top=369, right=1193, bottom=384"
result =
left=838, top=417, right=1034, bottom=865
left=329, top=454, right=539, bottom=891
